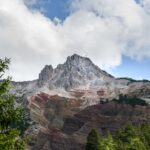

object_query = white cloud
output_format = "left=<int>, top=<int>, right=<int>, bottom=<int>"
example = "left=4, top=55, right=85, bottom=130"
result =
left=137, top=0, right=150, bottom=14
left=0, top=0, right=150, bottom=81
left=24, top=0, right=38, bottom=6
left=70, top=0, right=150, bottom=58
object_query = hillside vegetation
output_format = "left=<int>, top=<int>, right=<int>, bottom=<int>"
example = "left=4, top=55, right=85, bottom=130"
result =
left=86, top=123, right=150, bottom=150
left=112, top=94, right=148, bottom=107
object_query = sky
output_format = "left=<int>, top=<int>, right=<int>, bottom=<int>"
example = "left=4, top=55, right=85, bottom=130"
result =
left=0, top=0, right=150, bottom=81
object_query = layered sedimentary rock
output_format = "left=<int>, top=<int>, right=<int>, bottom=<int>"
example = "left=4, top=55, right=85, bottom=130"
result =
left=27, top=93, right=150, bottom=150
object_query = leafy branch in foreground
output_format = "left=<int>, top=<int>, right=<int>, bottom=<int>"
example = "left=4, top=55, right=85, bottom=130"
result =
left=0, top=58, right=26, bottom=150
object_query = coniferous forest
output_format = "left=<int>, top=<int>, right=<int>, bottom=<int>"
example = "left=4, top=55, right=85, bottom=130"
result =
left=86, top=123, right=150, bottom=150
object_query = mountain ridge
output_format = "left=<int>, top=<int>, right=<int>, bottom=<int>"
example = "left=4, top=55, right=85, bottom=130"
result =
left=12, top=54, right=150, bottom=84
left=10, top=54, right=150, bottom=103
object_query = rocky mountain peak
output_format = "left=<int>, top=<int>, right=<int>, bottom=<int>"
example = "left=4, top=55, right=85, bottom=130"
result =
left=10, top=54, right=150, bottom=103
left=38, top=65, right=53, bottom=87
left=65, top=55, right=115, bottom=88
left=37, top=54, right=115, bottom=89
left=64, top=54, right=113, bottom=78
left=66, top=53, right=91, bottom=62
left=65, top=53, right=93, bottom=67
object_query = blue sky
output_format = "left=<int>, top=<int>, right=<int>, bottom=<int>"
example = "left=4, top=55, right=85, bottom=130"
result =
left=28, top=0, right=150, bottom=80
left=29, top=0, right=70, bottom=20
left=112, top=56, right=150, bottom=79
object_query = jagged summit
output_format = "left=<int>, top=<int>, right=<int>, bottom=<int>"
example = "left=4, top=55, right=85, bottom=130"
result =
left=65, top=53, right=92, bottom=64
left=38, top=54, right=114, bottom=89
left=38, top=65, right=53, bottom=87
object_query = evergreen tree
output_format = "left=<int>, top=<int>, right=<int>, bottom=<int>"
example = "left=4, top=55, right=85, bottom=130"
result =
left=112, top=94, right=148, bottom=107
left=129, top=137, right=147, bottom=150
left=86, top=123, right=150, bottom=150
left=114, top=123, right=149, bottom=150
left=86, top=129, right=100, bottom=150
left=0, top=58, right=25, bottom=150
left=99, top=133, right=116, bottom=150
left=140, top=123, right=150, bottom=147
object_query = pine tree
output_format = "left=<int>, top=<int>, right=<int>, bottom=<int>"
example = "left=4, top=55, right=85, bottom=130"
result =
left=140, top=123, right=150, bottom=148
left=86, top=124, right=150, bottom=150
left=99, top=133, right=116, bottom=150
left=86, top=129, right=100, bottom=150
left=0, top=58, right=25, bottom=150
left=129, top=137, right=147, bottom=150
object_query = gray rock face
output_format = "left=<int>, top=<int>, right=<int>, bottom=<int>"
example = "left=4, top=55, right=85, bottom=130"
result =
left=10, top=54, right=115, bottom=96
left=10, top=80, right=38, bottom=97
left=57, top=54, right=114, bottom=88
left=37, top=54, right=115, bottom=90
left=38, top=65, right=53, bottom=87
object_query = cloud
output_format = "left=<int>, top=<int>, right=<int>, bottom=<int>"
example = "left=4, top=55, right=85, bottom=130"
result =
left=24, top=0, right=38, bottom=6
left=137, top=0, right=150, bottom=13
left=0, top=0, right=150, bottom=81
left=70, top=0, right=150, bottom=58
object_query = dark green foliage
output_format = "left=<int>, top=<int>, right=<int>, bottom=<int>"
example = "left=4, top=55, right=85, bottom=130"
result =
left=113, top=94, right=148, bottom=107
left=0, top=58, right=26, bottom=150
left=0, top=58, right=10, bottom=75
left=86, top=129, right=101, bottom=150
left=86, top=129, right=116, bottom=150
left=99, top=133, right=116, bottom=150
left=12, top=107, right=31, bottom=136
left=117, top=78, right=150, bottom=85
left=139, top=124, right=150, bottom=148
left=114, top=124, right=149, bottom=150
left=86, top=124, right=150, bottom=150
